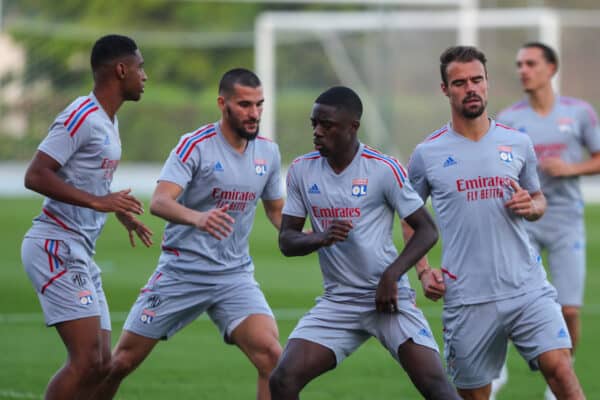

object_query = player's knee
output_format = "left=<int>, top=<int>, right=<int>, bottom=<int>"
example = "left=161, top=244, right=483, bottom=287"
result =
left=269, top=364, right=299, bottom=396
left=70, top=351, right=109, bottom=382
left=108, top=350, right=139, bottom=380
left=253, top=341, right=282, bottom=377
left=549, top=355, right=574, bottom=382
left=418, top=371, right=458, bottom=400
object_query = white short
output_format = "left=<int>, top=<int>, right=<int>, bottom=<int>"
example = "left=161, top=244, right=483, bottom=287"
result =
left=21, top=236, right=110, bottom=329
left=123, top=268, right=274, bottom=342
left=289, top=294, right=439, bottom=365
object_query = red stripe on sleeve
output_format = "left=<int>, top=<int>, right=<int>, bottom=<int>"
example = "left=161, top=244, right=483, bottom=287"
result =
left=64, top=98, right=91, bottom=127
left=69, top=106, right=99, bottom=137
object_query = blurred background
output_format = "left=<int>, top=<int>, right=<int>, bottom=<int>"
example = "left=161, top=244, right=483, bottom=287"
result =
left=1, top=0, right=600, bottom=176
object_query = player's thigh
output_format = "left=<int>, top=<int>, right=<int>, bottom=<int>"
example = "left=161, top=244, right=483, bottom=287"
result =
left=89, top=260, right=111, bottom=330
left=123, top=270, right=212, bottom=340
left=208, top=271, right=275, bottom=344
left=443, top=303, right=508, bottom=390
left=546, top=220, right=586, bottom=307
left=21, top=237, right=106, bottom=327
left=287, top=297, right=369, bottom=365
left=509, top=287, right=572, bottom=370
left=274, top=338, right=337, bottom=385
left=365, top=298, right=439, bottom=364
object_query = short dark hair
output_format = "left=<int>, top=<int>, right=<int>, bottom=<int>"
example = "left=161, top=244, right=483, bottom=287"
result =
left=90, top=34, right=138, bottom=71
left=440, top=46, right=487, bottom=86
left=219, top=68, right=261, bottom=96
left=522, top=42, right=559, bottom=70
left=315, top=86, right=363, bottom=120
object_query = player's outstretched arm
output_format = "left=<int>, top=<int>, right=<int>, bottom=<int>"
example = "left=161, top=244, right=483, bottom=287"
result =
left=279, top=214, right=352, bottom=257
left=24, top=150, right=144, bottom=214
left=262, top=198, right=284, bottom=230
left=376, top=207, right=439, bottom=312
left=150, top=180, right=234, bottom=240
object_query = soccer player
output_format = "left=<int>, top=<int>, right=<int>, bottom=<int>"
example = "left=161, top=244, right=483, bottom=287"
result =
left=269, top=86, right=460, bottom=400
left=20, top=34, right=151, bottom=400
left=494, top=41, right=600, bottom=400
left=406, top=45, right=584, bottom=399
left=95, top=68, right=283, bottom=400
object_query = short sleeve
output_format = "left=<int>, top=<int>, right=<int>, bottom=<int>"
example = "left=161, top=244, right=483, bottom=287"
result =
left=518, top=137, right=541, bottom=193
left=38, top=119, right=92, bottom=166
left=383, top=158, right=424, bottom=219
left=578, top=103, right=600, bottom=154
left=282, top=163, right=307, bottom=218
left=261, top=143, right=283, bottom=200
left=406, top=146, right=431, bottom=201
left=158, top=136, right=200, bottom=189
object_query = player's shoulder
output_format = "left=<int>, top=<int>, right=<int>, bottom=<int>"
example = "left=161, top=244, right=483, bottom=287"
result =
left=558, top=96, right=599, bottom=122
left=361, top=145, right=400, bottom=164
left=360, top=145, right=408, bottom=183
left=57, top=95, right=103, bottom=137
left=558, top=96, right=594, bottom=110
left=415, top=125, right=451, bottom=152
left=497, top=99, right=529, bottom=118
left=254, top=134, right=280, bottom=153
left=493, top=120, right=533, bottom=149
left=291, top=151, right=322, bottom=165
left=174, top=122, right=218, bottom=163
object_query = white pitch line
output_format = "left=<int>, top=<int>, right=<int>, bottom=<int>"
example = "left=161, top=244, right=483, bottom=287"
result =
left=0, top=390, right=42, bottom=399
left=2, top=304, right=600, bottom=324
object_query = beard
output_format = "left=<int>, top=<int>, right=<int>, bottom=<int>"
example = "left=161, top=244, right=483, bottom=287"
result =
left=461, top=96, right=487, bottom=119
left=226, top=105, right=259, bottom=141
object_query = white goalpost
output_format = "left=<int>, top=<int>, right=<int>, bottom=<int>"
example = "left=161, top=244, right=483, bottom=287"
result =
left=254, top=7, right=563, bottom=152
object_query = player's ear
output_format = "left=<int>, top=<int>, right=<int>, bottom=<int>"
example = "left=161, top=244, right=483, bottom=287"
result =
left=217, top=95, right=226, bottom=111
left=441, top=82, right=449, bottom=97
left=115, top=62, right=127, bottom=80
left=351, top=119, right=360, bottom=131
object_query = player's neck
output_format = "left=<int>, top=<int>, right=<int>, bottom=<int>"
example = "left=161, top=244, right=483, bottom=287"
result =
left=451, top=113, right=490, bottom=142
left=527, top=85, right=555, bottom=116
left=326, top=141, right=359, bottom=174
left=93, top=85, right=123, bottom=121
left=219, top=120, right=248, bottom=154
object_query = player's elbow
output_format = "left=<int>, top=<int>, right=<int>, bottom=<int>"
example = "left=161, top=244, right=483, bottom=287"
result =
left=278, top=232, right=297, bottom=257
left=278, top=236, right=293, bottom=257
left=24, top=168, right=43, bottom=193
left=149, top=195, right=167, bottom=218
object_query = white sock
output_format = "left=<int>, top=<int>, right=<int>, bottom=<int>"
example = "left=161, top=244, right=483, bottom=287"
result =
left=544, top=385, right=557, bottom=400
left=490, top=363, right=509, bottom=400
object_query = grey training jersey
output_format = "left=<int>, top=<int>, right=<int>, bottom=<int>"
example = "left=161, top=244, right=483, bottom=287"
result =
left=283, top=143, right=424, bottom=302
left=25, top=92, right=121, bottom=253
left=498, top=97, right=600, bottom=217
left=157, top=122, right=282, bottom=280
left=408, top=120, right=548, bottom=306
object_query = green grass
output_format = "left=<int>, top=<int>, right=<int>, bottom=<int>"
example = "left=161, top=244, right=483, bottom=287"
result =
left=1, top=197, right=599, bottom=399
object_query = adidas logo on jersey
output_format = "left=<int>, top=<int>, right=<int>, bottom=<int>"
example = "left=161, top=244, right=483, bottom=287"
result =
left=443, top=156, right=457, bottom=167
left=214, top=161, right=224, bottom=172
left=308, top=184, right=320, bottom=194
